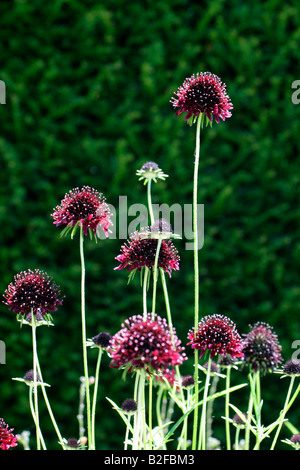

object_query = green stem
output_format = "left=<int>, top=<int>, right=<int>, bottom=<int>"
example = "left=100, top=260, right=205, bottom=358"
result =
left=148, top=376, right=153, bottom=449
left=192, top=114, right=202, bottom=450
left=152, top=237, right=162, bottom=316
left=270, top=376, right=295, bottom=450
left=91, top=347, right=103, bottom=450
left=225, top=367, right=232, bottom=450
left=244, top=373, right=254, bottom=450
left=143, top=267, right=149, bottom=319
left=31, top=315, right=41, bottom=450
left=36, top=357, right=65, bottom=448
left=29, top=386, right=46, bottom=450
left=79, top=227, right=92, bottom=449
left=147, top=179, right=155, bottom=224
left=198, top=354, right=211, bottom=450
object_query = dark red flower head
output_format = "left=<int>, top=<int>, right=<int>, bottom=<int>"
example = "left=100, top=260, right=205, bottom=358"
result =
left=115, top=231, right=180, bottom=277
left=0, top=418, right=18, bottom=450
left=171, top=72, right=233, bottom=125
left=241, top=322, right=282, bottom=374
left=187, top=314, right=244, bottom=360
left=3, top=269, right=63, bottom=320
left=109, top=313, right=186, bottom=374
left=51, top=186, right=112, bottom=238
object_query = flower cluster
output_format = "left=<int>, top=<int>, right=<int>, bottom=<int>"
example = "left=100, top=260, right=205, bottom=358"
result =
left=241, top=322, right=282, bottom=374
left=51, top=185, right=112, bottom=238
left=115, top=230, right=180, bottom=277
left=171, top=71, right=233, bottom=124
left=109, top=313, right=186, bottom=374
left=3, top=269, right=63, bottom=320
left=187, top=314, right=244, bottom=360
left=0, top=418, right=18, bottom=450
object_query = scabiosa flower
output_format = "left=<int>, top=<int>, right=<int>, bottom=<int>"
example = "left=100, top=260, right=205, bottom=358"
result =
left=3, top=269, right=63, bottom=321
left=282, top=359, right=300, bottom=376
left=51, top=186, right=112, bottom=238
left=121, top=399, right=138, bottom=414
left=109, top=313, right=186, bottom=374
left=181, top=375, right=195, bottom=390
left=91, top=331, right=112, bottom=349
left=115, top=230, right=180, bottom=277
left=0, top=418, right=18, bottom=450
left=171, top=72, right=233, bottom=125
left=136, top=161, right=168, bottom=185
left=187, top=314, right=244, bottom=360
left=241, top=322, right=282, bottom=374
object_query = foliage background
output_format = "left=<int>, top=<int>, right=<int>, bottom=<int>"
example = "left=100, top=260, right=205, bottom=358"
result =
left=1, top=0, right=300, bottom=451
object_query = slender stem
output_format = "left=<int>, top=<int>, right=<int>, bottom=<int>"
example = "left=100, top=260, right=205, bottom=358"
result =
left=143, top=268, right=149, bottom=319
left=152, top=237, right=162, bottom=316
left=234, top=426, right=241, bottom=451
left=148, top=376, right=153, bottom=449
left=192, top=114, right=202, bottom=450
left=124, top=415, right=131, bottom=450
left=31, top=315, right=41, bottom=450
left=147, top=179, right=155, bottom=224
left=270, top=376, right=295, bottom=450
left=225, top=367, right=232, bottom=450
left=36, top=357, right=65, bottom=448
left=29, top=386, right=46, bottom=450
left=255, top=371, right=261, bottom=450
left=244, top=372, right=254, bottom=450
left=79, top=227, right=92, bottom=449
left=91, top=347, right=103, bottom=450
left=132, top=372, right=141, bottom=450
left=198, top=354, right=211, bottom=450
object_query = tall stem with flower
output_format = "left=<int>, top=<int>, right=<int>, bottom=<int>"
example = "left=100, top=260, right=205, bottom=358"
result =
left=171, top=71, right=233, bottom=449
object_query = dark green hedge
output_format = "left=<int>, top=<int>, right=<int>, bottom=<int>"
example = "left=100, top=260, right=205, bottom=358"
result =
left=1, top=0, right=300, bottom=450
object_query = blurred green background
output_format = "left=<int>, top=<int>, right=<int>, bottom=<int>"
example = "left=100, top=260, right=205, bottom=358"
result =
left=1, top=0, right=300, bottom=451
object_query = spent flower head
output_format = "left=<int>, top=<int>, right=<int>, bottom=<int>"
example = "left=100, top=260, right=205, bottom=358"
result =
left=0, top=418, right=18, bottom=450
left=282, top=359, right=300, bottom=376
left=51, top=185, right=112, bottom=239
left=241, top=322, right=282, bottom=374
left=3, top=269, right=63, bottom=323
left=136, top=161, right=168, bottom=185
left=109, top=313, right=186, bottom=374
left=115, top=229, right=180, bottom=277
left=187, top=314, right=244, bottom=360
left=171, top=71, right=233, bottom=126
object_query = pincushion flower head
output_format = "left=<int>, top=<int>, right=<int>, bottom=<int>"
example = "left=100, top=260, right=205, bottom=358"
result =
left=115, top=229, right=180, bottom=277
left=241, top=322, right=282, bottom=374
left=171, top=71, right=233, bottom=126
left=3, top=269, right=63, bottom=322
left=187, top=314, right=244, bottom=360
left=136, top=161, right=168, bottom=185
left=0, top=418, right=18, bottom=450
left=109, top=313, right=186, bottom=374
left=51, top=185, right=112, bottom=239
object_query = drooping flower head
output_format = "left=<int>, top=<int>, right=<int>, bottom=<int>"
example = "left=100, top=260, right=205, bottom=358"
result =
left=0, top=418, right=18, bottom=450
left=51, top=186, right=112, bottom=238
left=115, top=230, right=180, bottom=277
left=3, top=269, right=63, bottom=321
left=109, top=313, right=186, bottom=374
left=241, top=322, right=282, bottom=374
left=187, top=314, right=244, bottom=360
left=171, top=72, right=233, bottom=126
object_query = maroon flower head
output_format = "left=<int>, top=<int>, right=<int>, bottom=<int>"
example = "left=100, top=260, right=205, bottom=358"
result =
left=115, top=231, right=180, bottom=277
left=241, top=322, right=282, bottom=374
left=109, top=313, right=186, bottom=374
left=171, top=72, right=233, bottom=125
left=3, top=269, right=63, bottom=319
left=0, top=418, right=18, bottom=450
left=187, top=314, right=244, bottom=360
left=51, top=186, right=112, bottom=238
